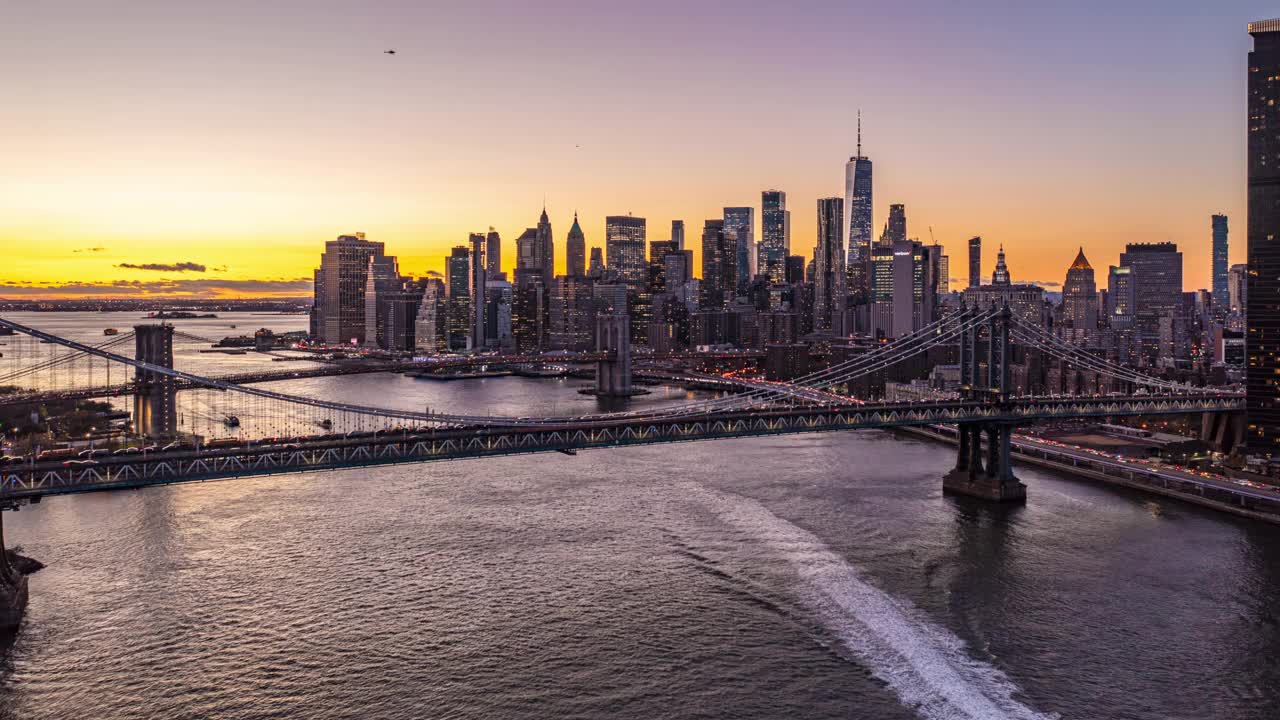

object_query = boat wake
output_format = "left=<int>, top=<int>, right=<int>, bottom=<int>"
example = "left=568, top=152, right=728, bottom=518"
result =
left=684, top=483, right=1058, bottom=720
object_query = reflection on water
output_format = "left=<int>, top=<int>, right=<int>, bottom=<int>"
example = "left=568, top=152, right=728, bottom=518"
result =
left=1, top=315, right=1280, bottom=719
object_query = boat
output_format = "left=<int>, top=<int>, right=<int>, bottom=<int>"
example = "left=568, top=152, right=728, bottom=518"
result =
left=103, top=328, right=119, bottom=336
left=223, top=415, right=241, bottom=428
left=318, top=419, right=333, bottom=430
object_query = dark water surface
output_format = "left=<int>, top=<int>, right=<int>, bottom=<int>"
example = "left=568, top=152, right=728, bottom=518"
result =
left=2, top=314, right=1280, bottom=719
left=4, top=428, right=1280, bottom=719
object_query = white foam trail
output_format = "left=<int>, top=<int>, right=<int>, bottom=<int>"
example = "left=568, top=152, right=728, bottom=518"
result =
left=685, top=484, right=1058, bottom=720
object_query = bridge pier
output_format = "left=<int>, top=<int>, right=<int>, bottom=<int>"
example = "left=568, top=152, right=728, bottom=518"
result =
left=133, top=324, right=177, bottom=439
left=944, top=422, right=1026, bottom=502
left=944, top=303, right=1025, bottom=502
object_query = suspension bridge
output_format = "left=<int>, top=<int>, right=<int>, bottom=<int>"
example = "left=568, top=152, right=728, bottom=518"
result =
left=0, top=306, right=1244, bottom=505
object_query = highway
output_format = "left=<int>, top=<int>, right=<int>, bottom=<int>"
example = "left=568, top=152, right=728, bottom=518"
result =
left=1008, top=432, right=1280, bottom=503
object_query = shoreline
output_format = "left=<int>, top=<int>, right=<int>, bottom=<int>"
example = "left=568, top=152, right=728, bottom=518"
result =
left=896, top=426, right=1280, bottom=525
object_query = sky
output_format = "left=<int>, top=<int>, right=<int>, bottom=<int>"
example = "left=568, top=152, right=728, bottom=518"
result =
left=0, top=0, right=1271, bottom=298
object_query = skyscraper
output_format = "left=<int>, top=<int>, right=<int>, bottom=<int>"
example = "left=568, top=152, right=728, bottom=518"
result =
left=700, top=219, right=736, bottom=309
left=723, top=206, right=756, bottom=287
left=362, top=253, right=400, bottom=349
left=536, top=207, right=554, bottom=282
left=513, top=215, right=551, bottom=353
left=844, top=113, right=873, bottom=304
left=566, top=212, right=586, bottom=277
left=968, top=236, right=982, bottom=289
left=486, top=228, right=502, bottom=279
left=648, top=240, right=679, bottom=294
left=445, top=245, right=471, bottom=350
left=813, top=197, right=846, bottom=333
left=1248, top=20, right=1280, bottom=451
left=414, top=278, right=447, bottom=353
left=606, top=215, right=648, bottom=342
left=605, top=215, right=647, bottom=290
left=1061, top=248, right=1098, bottom=345
left=1106, top=265, right=1135, bottom=330
left=588, top=247, right=605, bottom=278
left=312, top=233, right=394, bottom=346
left=469, top=232, right=487, bottom=349
left=936, top=252, right=950, bottom=296
left=1230, top=263, right=1248, bottom=314
left=760, top=190, right=790, bottom=282
left=1119, top=242, right=1183, bottom=362
left=1212, top=214, right=1229, bottom=315
left=881, top=204, right=906, bottom=246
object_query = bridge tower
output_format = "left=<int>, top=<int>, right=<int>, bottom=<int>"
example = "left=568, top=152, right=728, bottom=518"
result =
left=593, top=312, right=642, bottom=397
left=133, top=324, right=178, bottom=439
left=945, top=303, right=1026, bottom=502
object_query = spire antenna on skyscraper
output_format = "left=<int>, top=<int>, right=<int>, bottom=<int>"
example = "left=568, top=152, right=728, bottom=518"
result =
left=857, top=109, right=862, bottom=158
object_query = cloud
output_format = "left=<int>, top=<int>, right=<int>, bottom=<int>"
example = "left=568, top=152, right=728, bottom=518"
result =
left=72, top=247, right=107, bottom=253
left=115, top=262, right=207, bottom=272
left=0, top=277, right=313, bottom=299
left=421, top=270, right=442, bottom=278
left=1027, top=280, right=1063, bottom=288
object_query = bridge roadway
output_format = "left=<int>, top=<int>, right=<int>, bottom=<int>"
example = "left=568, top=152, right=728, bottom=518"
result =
left=0, top=349, right=765, bottom=405
left=0, top=393, right=1242, bottom=500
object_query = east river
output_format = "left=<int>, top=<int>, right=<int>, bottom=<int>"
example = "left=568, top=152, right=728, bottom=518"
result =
left=2, top=312, right=1279, bottom=719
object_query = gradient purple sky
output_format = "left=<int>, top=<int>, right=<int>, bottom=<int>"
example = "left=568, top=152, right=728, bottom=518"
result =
left=0, top=1, right=1269, bottom=296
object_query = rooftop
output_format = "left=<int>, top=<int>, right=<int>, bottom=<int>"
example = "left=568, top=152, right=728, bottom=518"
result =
left=1249, top=18, right=1280, bottom=35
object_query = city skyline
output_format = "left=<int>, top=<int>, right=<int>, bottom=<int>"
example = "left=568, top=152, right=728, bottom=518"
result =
left=0, top=2, right=1262, bottom=298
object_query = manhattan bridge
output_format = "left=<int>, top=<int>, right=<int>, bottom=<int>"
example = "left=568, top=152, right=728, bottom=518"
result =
left=0, top=306, right=1245, bottom=510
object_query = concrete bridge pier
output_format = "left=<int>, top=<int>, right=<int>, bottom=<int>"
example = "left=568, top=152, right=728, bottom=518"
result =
left=133, top=324, right=177, bottom=439
left=944, top=422, right=1027, bottom=502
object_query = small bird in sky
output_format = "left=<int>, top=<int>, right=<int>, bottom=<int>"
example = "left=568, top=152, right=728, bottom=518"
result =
left=384, top=49, right=396, bottom=55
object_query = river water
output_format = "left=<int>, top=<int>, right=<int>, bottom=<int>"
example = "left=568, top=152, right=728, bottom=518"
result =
left=2, top=313, right=1280, bottom=719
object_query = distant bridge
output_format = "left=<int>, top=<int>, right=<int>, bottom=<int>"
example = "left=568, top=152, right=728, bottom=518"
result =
left=0, top=305, right=1245, bottom=505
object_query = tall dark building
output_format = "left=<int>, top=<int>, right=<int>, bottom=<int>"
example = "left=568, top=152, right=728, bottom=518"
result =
left=881, top=204, right=906, bottom=246
left=672, top=219, right=685, bottom=252
left=760, top=190, right=790, bottom=282
left=700, top=219, right=735, bottom=309
left=724, top=206, right=755, bottom=286
left=588, top=247, right=605, bottom=278
left=536, top=208, right=554, bottom=281
left=968, top=236, right=982, bottom=289
left=648, top=240, right=679, bottom=294
left=566, top=212, right=586, bottom=277
left=844, top=113, right=873, bottom=304
left=605, top=215, right=647, bottom=290
left=1248, top=20, right=1280, bottom=452
left=1212, top=214, right=1229, bottom=316
left=445, top=245, right=471, bottom=350
left=312, top=233, right=393, bottom=345
left=813, top=197, right=846, bottom=333
left=486, top=228, right=502, bottom=279
left=1119, top=242, right=1183, bottom=363
left=469, top=232, right=487, bottom=349
left=605, top=215, right=648, bottom=342
left=785, top=255, right=806, bottom=286
left=1061, top=248, right=1098, bottom=345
